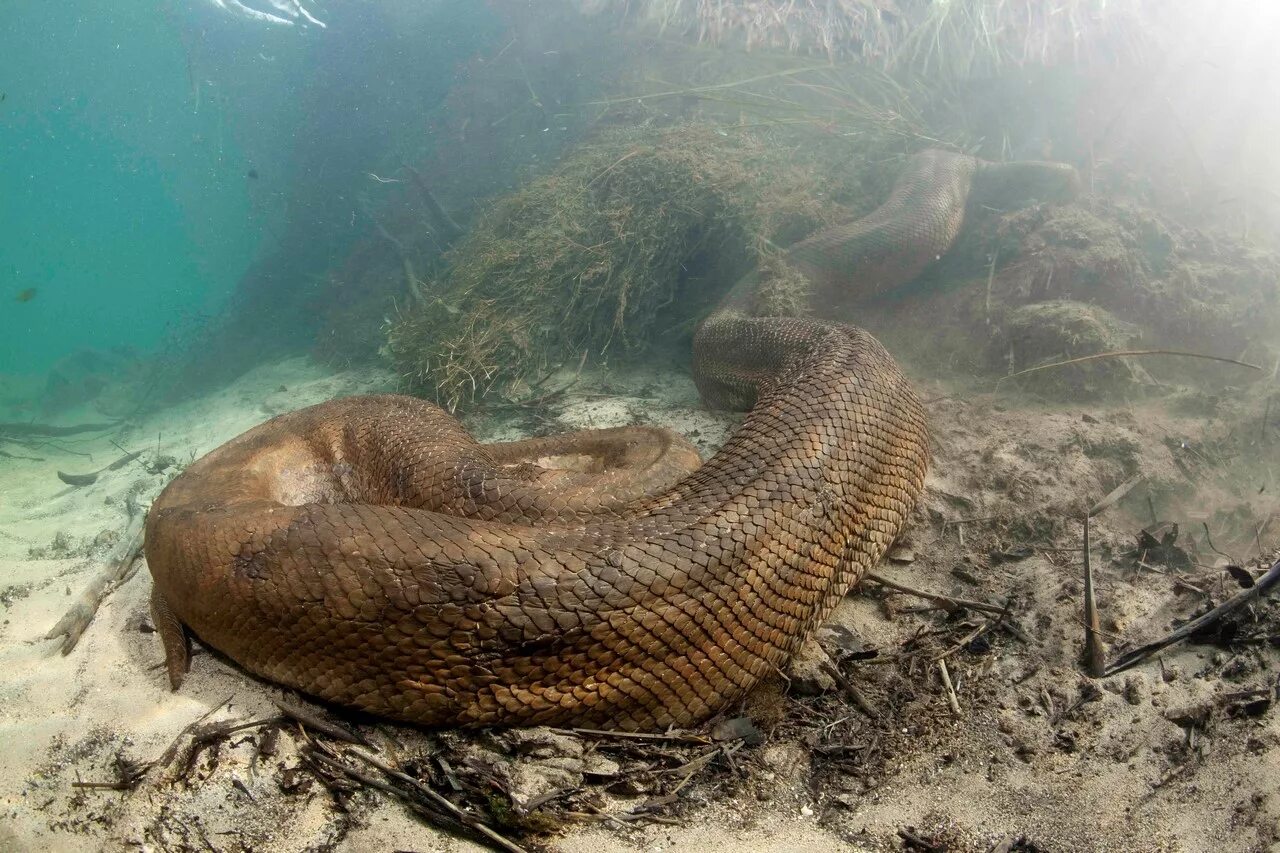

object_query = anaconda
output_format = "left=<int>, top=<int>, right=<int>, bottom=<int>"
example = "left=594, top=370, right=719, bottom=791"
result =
left=145, top=149, right=1076, bottom=730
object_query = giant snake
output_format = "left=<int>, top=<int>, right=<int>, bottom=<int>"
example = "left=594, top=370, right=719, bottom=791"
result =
left=146, top=149, right=1077, bottom=730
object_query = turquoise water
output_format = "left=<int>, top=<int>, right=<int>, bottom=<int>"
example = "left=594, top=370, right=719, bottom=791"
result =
left=2, top=4, right=1280, bottom=851
left=0, top=1, right=495, bottom=381
left=1, top=3, right=259, bottom=376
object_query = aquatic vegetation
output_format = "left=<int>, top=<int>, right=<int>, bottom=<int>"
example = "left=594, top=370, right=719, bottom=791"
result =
left=979, top=200, right=1280, bottom=382
left=836, top=189, right=1280, bottom=406
left=994, top=300, right=1141, bottom=397
left=385, top=122, right=884, bottom=409
left=311, top=10, right=631, bottom=367
left=597, top=0, right=1158, bottom=74
left=7, top=3, right=1280, bottom=852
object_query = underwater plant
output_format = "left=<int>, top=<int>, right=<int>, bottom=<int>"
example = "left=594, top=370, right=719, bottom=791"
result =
left=590, top=0, right=1158, bottom=74
left=383, top=122, right=897, bottom=410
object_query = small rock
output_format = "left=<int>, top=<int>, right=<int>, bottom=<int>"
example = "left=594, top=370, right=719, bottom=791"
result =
left=815, top=624, right=866, bottom=655
left=1165, top=702, right=1211, bottom=728
left=278, top=766, right=312, bottom=794
left=761, top=741, right=810, bottom=780
left=502, top=728, right=582, bottom=760
left=989, top=544, right=1034, bottom=564
left=484, top=727, right=586, bottom=811
left=1123, top=673, right=1149, bottom=706
left=582, top=752, right=620, bottom=780
left=786, top=640, right=836, bottom=696
left=711, top=716, right=764, bottom=746
left=887, top=546, right=915, bottom=563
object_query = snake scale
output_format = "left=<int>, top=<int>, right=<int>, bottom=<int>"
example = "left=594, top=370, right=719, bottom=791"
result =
left=146, top=149, right=1077, bottom=730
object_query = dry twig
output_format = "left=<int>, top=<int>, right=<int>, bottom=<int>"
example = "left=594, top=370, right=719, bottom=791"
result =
left=998, top=349, right=1261, bottom=388
left=1089, top=473, right=1144, bottom=517
left=272, top=698, right=373, bottom=748
left=864, top=571, right=1008, bottom=616
left=1106, top=557, right=1280, bottom=676
left=56, top=450, right=142, bottom=487
left=938, top=659, right=961, bottom=716
left=550, top=727, right=710, bottom=745
left=1082, top=515, right=1108, bottom=678
left=820, top=661, right=881, bottom=720
left=0, top=420, right=118, bottom=437
left=153, top=694, right=235, bottom=778
left=341, top=745, right=527, bottom=853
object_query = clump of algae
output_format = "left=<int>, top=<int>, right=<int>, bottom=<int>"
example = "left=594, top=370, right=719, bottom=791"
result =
left=748, top=253, right=814, bottom=317
left=994, top=300, right=1143, bottom=398
left=384, top=123, right=861, bottom=410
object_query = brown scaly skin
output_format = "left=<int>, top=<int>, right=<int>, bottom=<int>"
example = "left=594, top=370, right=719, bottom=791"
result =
left=146, top=149, right=1076, bottom=730
left=786, top=150, right=1079, bottom=311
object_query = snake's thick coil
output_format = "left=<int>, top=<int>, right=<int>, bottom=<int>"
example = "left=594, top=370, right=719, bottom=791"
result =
left=146, top=150, right=1076, bottom=730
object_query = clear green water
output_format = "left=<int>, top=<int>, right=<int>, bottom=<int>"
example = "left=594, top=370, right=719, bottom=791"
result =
left=0, top=1, right=495, bottom=380
left=1, top=3, right=256, bottom=375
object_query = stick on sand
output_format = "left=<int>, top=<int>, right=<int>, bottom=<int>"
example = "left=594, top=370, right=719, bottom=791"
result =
left=1106, top=557, right=1280, bottom=677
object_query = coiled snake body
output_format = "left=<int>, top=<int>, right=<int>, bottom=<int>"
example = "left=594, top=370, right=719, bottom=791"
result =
left=146, top=150, right=1076, bottom=730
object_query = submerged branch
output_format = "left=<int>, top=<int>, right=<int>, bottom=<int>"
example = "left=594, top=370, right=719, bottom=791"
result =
left=1105, top=557, right=1280, bottom=677
left=998, top=349, right=1262, bottom=387
left=1082, top=515, right=1108, bottom=678
left=44, top=516, right=146, bottom=654
left=404, top=165, right=463, bottom=244
left=57, top=450, right=142, bottom=487
left=863, top=571, right=1008, bottom=616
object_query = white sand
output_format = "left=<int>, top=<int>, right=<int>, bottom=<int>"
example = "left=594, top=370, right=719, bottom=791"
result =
left=1, top=353, right=1278, bottom=852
